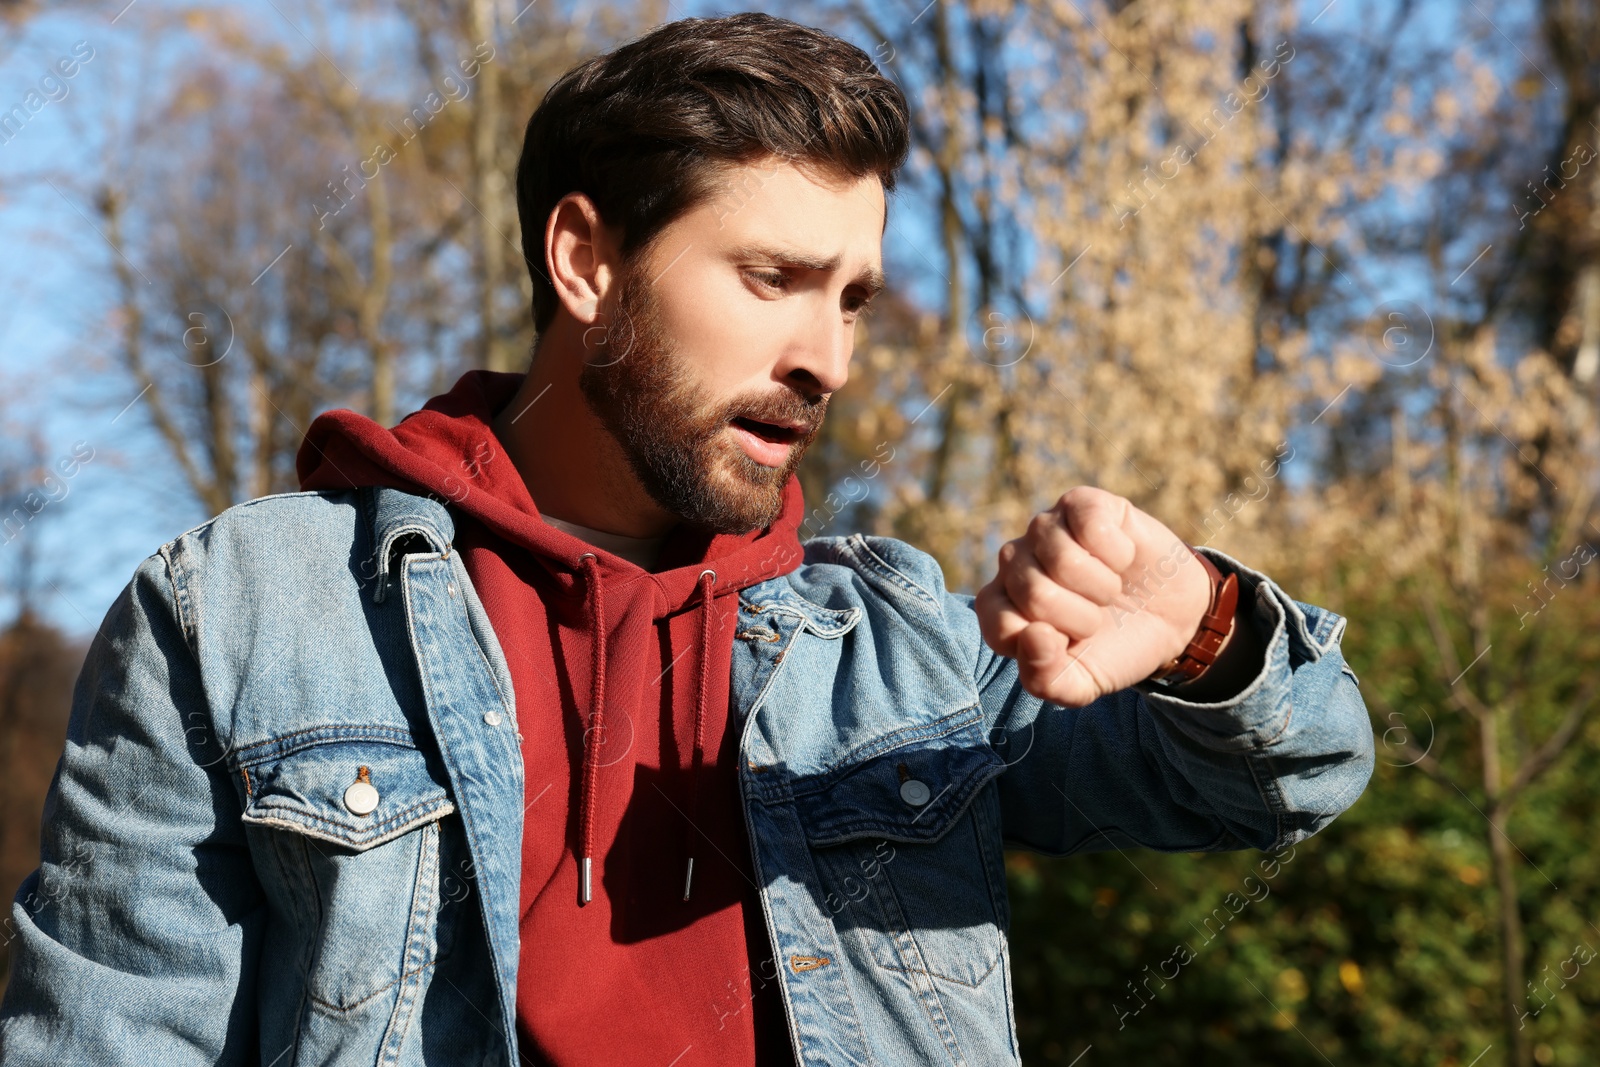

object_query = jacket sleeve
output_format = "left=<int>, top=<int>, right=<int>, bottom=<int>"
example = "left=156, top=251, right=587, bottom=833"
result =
left=947, top=546, right=1375, bottom=855
left=0, top=548, right=264, bottom=1065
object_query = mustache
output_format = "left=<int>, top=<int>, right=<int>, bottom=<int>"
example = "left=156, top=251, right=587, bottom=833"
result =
left=725, top=392, right=829, bottom=435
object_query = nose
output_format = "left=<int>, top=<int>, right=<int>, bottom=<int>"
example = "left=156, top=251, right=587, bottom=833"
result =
left=780, top=317, right=853, bottom=398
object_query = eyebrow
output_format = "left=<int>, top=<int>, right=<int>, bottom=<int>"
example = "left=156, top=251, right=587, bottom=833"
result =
left=725, top=241, right=888, bottom=299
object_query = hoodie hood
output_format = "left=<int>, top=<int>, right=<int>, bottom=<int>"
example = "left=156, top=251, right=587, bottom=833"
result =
left=296, top=370, right=806, bottom=614
left=296, top=369, right=806, bottom=905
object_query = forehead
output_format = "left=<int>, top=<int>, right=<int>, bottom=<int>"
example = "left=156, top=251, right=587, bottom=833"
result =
left=691, top=155, right=886, bottom=259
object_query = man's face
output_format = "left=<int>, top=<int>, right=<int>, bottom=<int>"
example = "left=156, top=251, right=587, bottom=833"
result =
left=578, top=156, right=886, bottom=534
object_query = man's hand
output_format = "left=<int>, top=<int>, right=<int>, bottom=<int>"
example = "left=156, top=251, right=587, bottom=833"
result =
left=974, top=486, right=1211, bottom=707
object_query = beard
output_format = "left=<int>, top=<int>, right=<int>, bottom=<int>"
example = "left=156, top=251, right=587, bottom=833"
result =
left=576, top=256, right=827, bottom=535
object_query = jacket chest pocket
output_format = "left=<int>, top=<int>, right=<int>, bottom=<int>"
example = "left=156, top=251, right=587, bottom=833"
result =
left=234, top=730, right=468, bottom=1015
left=794, top=714, right=1010, bottom=989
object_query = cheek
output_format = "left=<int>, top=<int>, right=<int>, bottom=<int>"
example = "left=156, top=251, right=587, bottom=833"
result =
left=653, top=274, right=781, bottom=399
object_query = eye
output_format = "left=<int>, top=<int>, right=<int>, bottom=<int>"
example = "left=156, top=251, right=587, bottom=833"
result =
left=745, top=269, right=789, bottom=291
left=846, top=294, right=877, bottom=319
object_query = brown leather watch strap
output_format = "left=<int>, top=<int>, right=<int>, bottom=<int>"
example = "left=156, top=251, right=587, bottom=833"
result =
left=1146, top=547, right=1239, bottom=687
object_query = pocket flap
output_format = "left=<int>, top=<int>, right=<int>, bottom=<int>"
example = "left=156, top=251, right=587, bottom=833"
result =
left=793, top=710, right=1004, bottom=847
left=237, top=731, right=456, bottom=851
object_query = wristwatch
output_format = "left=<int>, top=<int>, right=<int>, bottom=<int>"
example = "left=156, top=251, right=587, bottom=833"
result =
left=1144, top=547, right=1239, bottom=688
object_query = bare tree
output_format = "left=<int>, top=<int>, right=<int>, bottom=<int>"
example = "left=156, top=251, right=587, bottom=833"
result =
left=76, top=1, right=613, bottom=518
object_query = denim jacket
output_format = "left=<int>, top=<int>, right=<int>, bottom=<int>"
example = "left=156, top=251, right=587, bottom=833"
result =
left=0, top=485, right=1374, bottom=1066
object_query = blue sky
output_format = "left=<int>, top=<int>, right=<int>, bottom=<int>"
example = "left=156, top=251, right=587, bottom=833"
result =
left=0, top=3, right=190, bottom=635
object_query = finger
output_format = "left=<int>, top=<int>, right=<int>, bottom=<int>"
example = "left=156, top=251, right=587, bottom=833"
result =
left=974, top=578, right=1025, bottom=658
left=1057, top=487, right=1137, bottom=573
left=1027, top=509, right=1123, bottom=605
left=978, top=574, right=1066, bottom=661
left=1014, top=623, right=1099, bottom=707
left=1016, top=620, right=1066, bottom=669
left=1000, top=538, right=1105, bottom=641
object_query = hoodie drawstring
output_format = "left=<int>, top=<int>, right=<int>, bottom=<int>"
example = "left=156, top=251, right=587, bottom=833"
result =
left=682, top=567, right=716, bottom=902
left=576, top=553, right=606, bottom=906
left=573, top=556, right=718, bottom=907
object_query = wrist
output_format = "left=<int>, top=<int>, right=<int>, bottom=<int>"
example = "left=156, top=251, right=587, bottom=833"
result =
left=1146, top=547, right=1239, bottom=689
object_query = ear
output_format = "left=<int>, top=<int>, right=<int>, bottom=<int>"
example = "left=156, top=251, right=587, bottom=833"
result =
left=545, top=192, right=621, bottom=326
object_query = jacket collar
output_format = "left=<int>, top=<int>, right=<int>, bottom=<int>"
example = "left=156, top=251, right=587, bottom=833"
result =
left=359, top=483, right=863, bottom=642
left=737, top=566, right=862, bottom=639
left=363, top=485, right=456, bottom=604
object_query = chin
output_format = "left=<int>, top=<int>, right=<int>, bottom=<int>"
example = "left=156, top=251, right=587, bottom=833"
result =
left=677, top=459, right=788, bottom=534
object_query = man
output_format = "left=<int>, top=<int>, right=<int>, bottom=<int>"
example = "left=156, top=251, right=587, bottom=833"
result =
left=0, top=12, right=1373, bottom=1067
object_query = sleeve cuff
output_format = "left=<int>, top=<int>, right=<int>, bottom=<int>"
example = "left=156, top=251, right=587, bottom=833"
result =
left=1136, top=547, right=1337, bottom=751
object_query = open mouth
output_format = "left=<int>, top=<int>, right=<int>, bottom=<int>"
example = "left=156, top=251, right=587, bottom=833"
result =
left=729, top=416, right=802, bottom=444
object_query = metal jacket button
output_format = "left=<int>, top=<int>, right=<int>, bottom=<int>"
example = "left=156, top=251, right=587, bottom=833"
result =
left=484, top=711, right=503, bottom=727
left=344, top=765, right=380, bottom=816
left=899, top=779, right=931, bottom=806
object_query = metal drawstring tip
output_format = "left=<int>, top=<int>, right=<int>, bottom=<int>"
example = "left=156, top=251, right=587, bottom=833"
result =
left=578, top=856, right=592, bottom=906
left=682, top=856, right=695, bottom=902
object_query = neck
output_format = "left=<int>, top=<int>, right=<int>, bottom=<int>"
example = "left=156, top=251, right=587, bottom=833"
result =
left=491, top=321, right=679, bottom=539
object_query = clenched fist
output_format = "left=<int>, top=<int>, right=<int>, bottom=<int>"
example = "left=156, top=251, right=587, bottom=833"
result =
left=974, top=486, right=1216, bottom=707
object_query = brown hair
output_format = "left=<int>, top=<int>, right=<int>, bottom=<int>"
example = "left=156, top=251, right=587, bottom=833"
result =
left=514, top=12, right=910, bottom=335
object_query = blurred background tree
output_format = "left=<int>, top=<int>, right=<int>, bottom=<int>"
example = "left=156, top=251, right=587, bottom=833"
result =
left=3, top=1, right=1600, bottom=1063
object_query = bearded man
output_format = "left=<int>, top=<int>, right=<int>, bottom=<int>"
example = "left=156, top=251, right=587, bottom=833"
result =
left=0, top=13, right=1372, bottom=1067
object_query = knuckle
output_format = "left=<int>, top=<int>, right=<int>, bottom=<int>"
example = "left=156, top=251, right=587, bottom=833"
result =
left=1059, top=485, right=1093, bottom=507
left=1061, top=485, right=1107, bottom=513
left=1030, top=518, right=1068, bottom=559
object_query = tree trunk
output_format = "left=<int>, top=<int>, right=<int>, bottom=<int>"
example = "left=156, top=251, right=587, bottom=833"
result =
left=1482, top=697, right=1531, bottom=1067
left=1488, top=803, right=1530, bottom=1067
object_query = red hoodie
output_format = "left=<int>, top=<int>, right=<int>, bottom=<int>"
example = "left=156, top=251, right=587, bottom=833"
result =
left=297, top=370, right=803, bottom=1066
